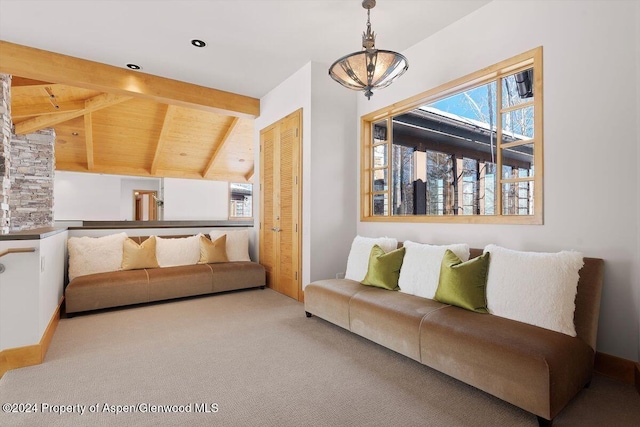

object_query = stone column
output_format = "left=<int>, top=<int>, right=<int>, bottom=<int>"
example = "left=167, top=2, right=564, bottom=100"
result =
left=0, top=74, right=11, bottom=234
left=9, top=129, right=56, bottom=232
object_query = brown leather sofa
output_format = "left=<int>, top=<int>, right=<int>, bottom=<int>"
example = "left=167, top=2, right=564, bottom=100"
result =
left=65, top=235, right=266, bottom=315
left=304, top=248, right=604, bottom=427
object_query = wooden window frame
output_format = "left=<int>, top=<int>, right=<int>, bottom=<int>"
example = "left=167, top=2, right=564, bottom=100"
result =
left=361, top=47, right=543, bottom=224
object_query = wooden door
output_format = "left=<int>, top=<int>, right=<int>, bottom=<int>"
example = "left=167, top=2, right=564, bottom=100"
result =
left=133, top=190, right=158, bottom=221
left=261, top=126, right=278, bottom=293
left=260, top=109, right=301, bottom=300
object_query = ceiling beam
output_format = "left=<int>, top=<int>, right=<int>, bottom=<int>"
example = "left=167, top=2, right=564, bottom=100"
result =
left=84, top=113, right=94, bottom=170
left=14, top=92, right=131, bottom=134
left=202, top=117, right=240, bottom=178
left=56, top=162, right=249, bottom=182
left=0, top=41, right=260, bottom=119
left=12, top=100, right=85, bottom=119
left=244, top=166, right=254, bottom=181
left=150, top=105, right=178, bottom=175
left=10, top=76, right=53, bottom=87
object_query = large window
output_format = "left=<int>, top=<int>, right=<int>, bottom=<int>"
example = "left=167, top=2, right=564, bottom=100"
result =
left=362, top=47, right=543, bottom=224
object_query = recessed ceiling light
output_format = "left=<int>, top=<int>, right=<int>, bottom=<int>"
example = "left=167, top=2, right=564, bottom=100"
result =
left=71, top=132, right=79, bottom=136
left=126, top=63, right=141, bottom=70
left=191, top=39, right=206, bottom=48
left=179, top=152, right=187, bottom=157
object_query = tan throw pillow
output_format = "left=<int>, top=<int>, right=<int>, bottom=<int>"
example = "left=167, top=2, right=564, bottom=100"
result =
left=122, top=237, right=159, bottom=270
left=199, top=235, right=229, bottom=264
left=208, top=229, right=251, bottom=261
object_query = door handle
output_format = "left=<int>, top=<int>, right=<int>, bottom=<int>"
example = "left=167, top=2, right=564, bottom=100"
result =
left=271, top=227, right=281, bottom=232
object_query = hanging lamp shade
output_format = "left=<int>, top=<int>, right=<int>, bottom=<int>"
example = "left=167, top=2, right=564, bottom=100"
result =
left=329, top=0, right=408, bottom=100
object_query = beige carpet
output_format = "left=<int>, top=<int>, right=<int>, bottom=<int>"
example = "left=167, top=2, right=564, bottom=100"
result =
left=0, top=288, right=638, bottom=427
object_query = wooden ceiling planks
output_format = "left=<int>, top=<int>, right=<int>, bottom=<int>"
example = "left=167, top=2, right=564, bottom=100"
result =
left=202, top=116, right=240, bottom=178
left=14, top=92, right=132, bottom=134
left=91, top=99, right=165, bottom=170
left=4, top=41, right=259, bottom=183
left=11, top=84, right=100, bottom=119
left=38, top=87, right=256, bottom=182
left=55, top=116, right=88, bottom=165
left=211, top=118, right=255, bottom=177
left=84, top=112, right=94, bottom=170
left=158, top=108, right=235, bottom=175
left=6, top=42, right=258, bottom=183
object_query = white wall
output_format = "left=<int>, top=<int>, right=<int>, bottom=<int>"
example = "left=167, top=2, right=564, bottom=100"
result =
left=0, top=230, right=67, bottom=351
left=38, top=231, right=66, bottom=341
left=255, top=63, right=313, bottom=286
left=356, top=1, right=640, bottom=361
left=55, top=171, right=232, bottom=222
left=54, top=171, right=121, bottom=220
left=0, top=240, right=40, bottom=349
left=162, top=178, right=229, bottom=220
left=309, top=62, right=358, bottom=282
left=636, top=1, right=640, bottom=363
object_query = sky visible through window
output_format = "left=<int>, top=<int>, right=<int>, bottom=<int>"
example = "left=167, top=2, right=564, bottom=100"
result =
left=427, top=83, right=497, bottom=132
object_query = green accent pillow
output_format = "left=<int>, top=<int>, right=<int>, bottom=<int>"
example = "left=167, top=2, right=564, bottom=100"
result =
left=434, top=249, right=490, bottom=313
left=361, top=245, right=406, bottom=291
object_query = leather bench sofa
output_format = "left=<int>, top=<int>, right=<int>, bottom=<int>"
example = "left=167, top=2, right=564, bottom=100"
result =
left=304, top=248, right=604, bottom=426
left=65, top=235, right=266, bottom=315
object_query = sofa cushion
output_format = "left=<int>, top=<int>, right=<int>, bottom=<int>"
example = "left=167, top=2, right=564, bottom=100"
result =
left=484, top=244, right=584, bottom=336
left=209, top=261, right=266, bottom=292
left=67, top=232, right=128, bottom=281
left=345, top=236, right=398, bottom=282
left=65, top=269, right=149, bottom=313
left=350, top=289, right=449, bottom=361
left=361, top=245, right=405, bottom=291
left=122, top=236, right=159, bottom=270
left=434, top=250, right=489, bottom=313
left=155, top=234, right=201, bottom=267
left=147, top=264, right=214, bottom=301
left=398, top=241, right=470, bottom=299
left=199, top=235, right=229, bottom=264
left=209, top=229, right=251, bottom=261
left=419, top=305, right=593, bottom=419
left=304, top=279, right=366, bottom=330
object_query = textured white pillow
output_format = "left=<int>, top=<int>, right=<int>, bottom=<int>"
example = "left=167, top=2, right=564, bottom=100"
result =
left=67, top=232, right=128, bottom=281
left=484, top=244, right=584, bottom=336
left=155, top=234, right=202, bottom=267
left=209, top=229, right=250, bottom=261
left=344, top=236, right=398, bottom=282
left=398, top=241, right=470, bottom=298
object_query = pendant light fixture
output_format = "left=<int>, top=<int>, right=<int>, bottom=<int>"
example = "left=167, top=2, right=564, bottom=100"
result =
left=329, top=0, right=409, bottom=100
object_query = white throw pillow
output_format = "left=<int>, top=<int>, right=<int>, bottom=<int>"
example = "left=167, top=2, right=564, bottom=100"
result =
left=67, top=232, right=128, bottom=281
left=344, top=236, right=398, bottom=282
left=398, top=241, right=470, bottom=298
left=209, top=229, right=251, bottom=262
left=155, top=234, right=202, bottom=267
left=484, top=244, right=584, bottom=336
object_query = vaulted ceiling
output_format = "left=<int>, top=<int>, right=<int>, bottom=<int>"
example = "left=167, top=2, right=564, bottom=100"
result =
left=2, top=41, right=259, bottom=182
left=10, top=77, right=255, bottom=182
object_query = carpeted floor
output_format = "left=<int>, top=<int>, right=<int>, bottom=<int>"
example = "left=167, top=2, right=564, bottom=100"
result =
left=0, top=288, right=638, bottom=426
